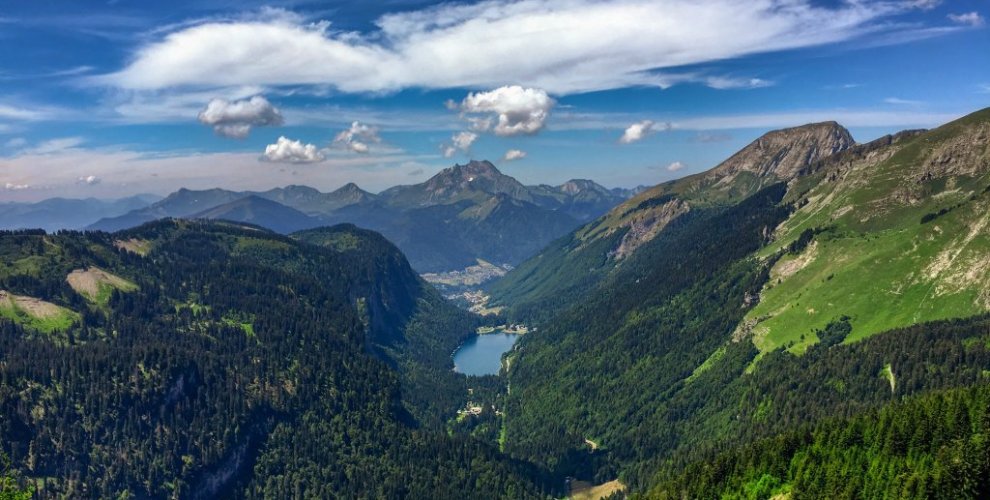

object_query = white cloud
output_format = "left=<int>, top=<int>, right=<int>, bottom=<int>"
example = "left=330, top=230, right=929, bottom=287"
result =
left=619, top=120, right=669, bottom=144
left=503, top=149, right=527, bottom=161
left=672, top=110, right=961, bottom=130
left=28, top=137, right=85, bottom=155
left=77, top=175, right=101, bottom=185
left=704, top=76, right=774, bottom=90
left=909, top=0, right=941, bottom=10
left=332, top=121, right=381, bottom=153
left=441, top=131, right=478, bottom=158
left=0, top=104, right=46, bottom=121
left=263, top=136, right=325, bottom=163
left=4, top=182, right=30, bottom=190
left=98, top=1, right=923, bottom=95
left=948, top=12, right=985, bottom=27
left=979, top=84, right=990, bottom=94
left=197, top=95, right=283, bottom=138
left=666, top=161, right=686, bottom=172
left=884, top=97, right=923, bottom=106
left=459, top=86, right=555, bottom=136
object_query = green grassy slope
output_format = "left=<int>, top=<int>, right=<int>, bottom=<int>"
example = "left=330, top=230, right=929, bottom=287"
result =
left=744, top=108, right=990, bottom=354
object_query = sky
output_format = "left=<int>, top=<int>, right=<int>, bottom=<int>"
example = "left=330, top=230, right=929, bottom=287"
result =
left=0, top=0, right=988, bottom=202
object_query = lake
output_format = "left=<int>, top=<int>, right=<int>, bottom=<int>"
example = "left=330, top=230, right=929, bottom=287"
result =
left=452, top=332, right=521, bottom=376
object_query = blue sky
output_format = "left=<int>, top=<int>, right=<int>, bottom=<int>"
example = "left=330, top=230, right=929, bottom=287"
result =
left=0, top=0, right=988, bottom=201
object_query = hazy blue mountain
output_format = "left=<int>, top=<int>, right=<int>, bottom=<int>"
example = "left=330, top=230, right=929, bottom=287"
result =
left=188, top=195, right=322, bottom=233
left=0, top=194, right=160, bottom=232
left=87, top=160, right=636, bottom=271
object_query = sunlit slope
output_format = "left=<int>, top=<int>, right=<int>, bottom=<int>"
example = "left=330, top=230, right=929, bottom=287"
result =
left=743, top=107, right=990, bottom=353
left=490, top=122, right=853, bottom=317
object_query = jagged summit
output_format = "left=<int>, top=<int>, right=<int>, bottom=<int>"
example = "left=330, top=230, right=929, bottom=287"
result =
left=709, top=121, right=854, bottom=182
left=558, top=179, right=609, bottom=195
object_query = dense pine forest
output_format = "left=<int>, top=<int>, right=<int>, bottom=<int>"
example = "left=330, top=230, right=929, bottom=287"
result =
left=0, top=222, right=554, bottom=498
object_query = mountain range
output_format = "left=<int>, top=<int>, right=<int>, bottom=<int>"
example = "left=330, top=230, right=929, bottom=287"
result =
left=3, top=108, right=990, bottom=498
left=81, top=160, right=632, bottom=272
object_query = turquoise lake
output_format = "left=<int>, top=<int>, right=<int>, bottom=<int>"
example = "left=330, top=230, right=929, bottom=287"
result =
left=452, top=332, right=520, bottom=376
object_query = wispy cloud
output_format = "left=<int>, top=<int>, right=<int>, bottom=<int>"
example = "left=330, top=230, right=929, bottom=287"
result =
left=441, top=131, right=478, bottom=158
left=25, top=137, right=86, bottom=155
left=95, top=1, right=939, bottom=95
left=948, top=12, right=985, bottom=27
left=884, top=97, right=923, bottom=106
left=704, top=76, right=774, bottom=90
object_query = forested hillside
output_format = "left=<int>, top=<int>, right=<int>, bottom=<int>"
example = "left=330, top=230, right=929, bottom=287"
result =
left=642, top=382, right=990, bottom=499
left=0, top=221, right=554, bottom=498
left=493, top=109, right=990, bottom=493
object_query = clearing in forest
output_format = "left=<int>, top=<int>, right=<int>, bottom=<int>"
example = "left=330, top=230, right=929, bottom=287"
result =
left=114, top=238, right=152, bottom=256
left=569, top=479, right=624, bottom=500
left=67, top=267, right=138, bottom=304
left=0, top=290, right=79, bottom=332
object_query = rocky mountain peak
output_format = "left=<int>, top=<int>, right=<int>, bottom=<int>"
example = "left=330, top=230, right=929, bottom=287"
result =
left=334, top=182, right=366, bottom=194
left=710, top=121, right=855, bottom=182
left=559, top=179, right=600, bottom=195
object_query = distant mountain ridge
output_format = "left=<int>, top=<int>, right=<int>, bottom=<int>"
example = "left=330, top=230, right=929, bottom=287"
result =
left=84, top=161, right=635, bottom=272
left=0, top=194, right=161, bottom=232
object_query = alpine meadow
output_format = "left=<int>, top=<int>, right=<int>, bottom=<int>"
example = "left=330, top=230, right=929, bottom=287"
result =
left=0, top=1, right=988, bottom=498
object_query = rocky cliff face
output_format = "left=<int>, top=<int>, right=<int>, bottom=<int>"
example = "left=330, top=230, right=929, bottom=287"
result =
left=707, top=121, right=854, bottom=183
left=569, top=122, right=857, bottom=262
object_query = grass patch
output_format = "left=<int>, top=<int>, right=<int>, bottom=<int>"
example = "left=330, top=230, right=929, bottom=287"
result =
left=569, top=479, right=624, bottom=500
left=0, top=291, right=78, bottom=333
left=686, top=345, right=726, bottom=383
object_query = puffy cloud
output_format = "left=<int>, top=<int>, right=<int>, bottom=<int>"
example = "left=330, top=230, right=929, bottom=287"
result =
left=4, top=182, right=30, bottom=190
left=100, top=1, right=922, bottom=95
left=197, top=95, right=283, bottom=138
left=666, top=161, right=686, bottom=172
left=948, top=12, right=985, bottom=27
left=619, top=120, right=669, bottom=144
left=459, top=86, right=554, bottom=136
left=502, top=149, right=527, bottom=161
left=441, top=131, right=478, bottom=158
left=332, top=121, right=382, bottom=153
left=77, top=175, right=101, bottom=185
left=263, top=136, right=325, bottom=163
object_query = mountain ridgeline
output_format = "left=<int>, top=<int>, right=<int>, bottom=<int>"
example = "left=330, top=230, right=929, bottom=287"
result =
left=79, top=161, right=631, bottom=273
left=489, top=108, right=990, bottom=494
